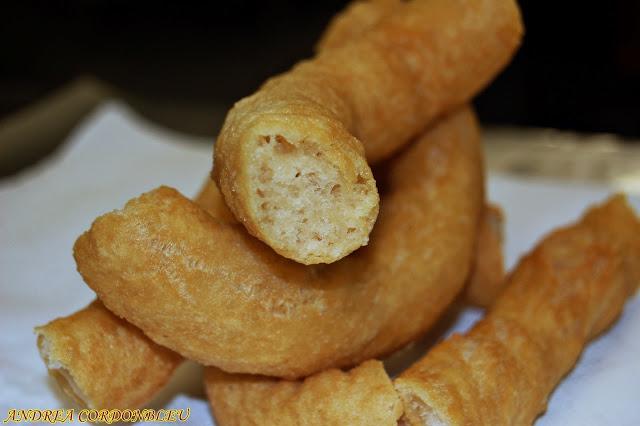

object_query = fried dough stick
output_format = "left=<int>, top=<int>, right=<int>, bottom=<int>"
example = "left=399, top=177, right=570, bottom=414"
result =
left=74, top=107, right=483, bottom=379
left=214, top=0, right=523, bottom=264
left=204, top=361, right=402, bottom=426
left=35, top=301, right=181, bottom=409
left=395, top=195, right=640, bottom=426
left=34, top=200, right=502, bottom=408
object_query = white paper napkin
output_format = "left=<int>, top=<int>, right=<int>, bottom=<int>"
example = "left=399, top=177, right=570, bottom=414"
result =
left=1, top=102, right=638, bottom=425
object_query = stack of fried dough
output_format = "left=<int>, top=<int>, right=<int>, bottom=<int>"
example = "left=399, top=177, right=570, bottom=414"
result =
left=36, top=1, right=640, bottom=425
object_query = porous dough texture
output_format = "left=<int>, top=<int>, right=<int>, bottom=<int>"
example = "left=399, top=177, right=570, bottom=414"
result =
left=35, top=301, right=182, bottom=409
left=74, top=107, right=483, bottom=378
left=204, top=361, right=402, bottom=426
left=395, top=195, right=640, bottom=426
left=213, top=0, right=523, bottom=264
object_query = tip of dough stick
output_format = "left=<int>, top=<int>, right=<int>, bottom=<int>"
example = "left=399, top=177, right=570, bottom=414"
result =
left=35, top=331, right=92, bottom=408
left=244, top=131, right=379, bottom=265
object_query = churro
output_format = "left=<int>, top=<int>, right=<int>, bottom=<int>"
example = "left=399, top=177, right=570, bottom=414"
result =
left=395, top=195, right=640, bottom=425
left=214, top=0, right=523, bottom=264
left=35, top=301, right=181, bottom=409
left=204, top=361, right=402, bottom=426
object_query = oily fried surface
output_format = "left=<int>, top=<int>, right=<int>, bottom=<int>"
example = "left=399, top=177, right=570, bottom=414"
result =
left=74, top=107, right=483, bottom=378
left=35, top=301, right=182, bottom=409
left=205, top=360, right=402, bottom=426
left=395, top=195, right=640, bottom=426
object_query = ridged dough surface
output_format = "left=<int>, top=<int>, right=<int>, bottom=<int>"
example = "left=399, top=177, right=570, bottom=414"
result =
left=35, top=301, right=181, bottom=409
left=205, top=361, right=402, bottom=426
left=395, top=195, right=640, bottom=425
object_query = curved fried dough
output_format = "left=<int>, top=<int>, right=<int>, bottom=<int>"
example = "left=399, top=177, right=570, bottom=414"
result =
left=74, top=107, right=483, bottom=378
left=395, top=195, right=640, bottom=426
left=36, top=183, right=502, bottom=409
left=35, top=301, right=181, bottom=409
left=214, top=0, right=522, bottom=264
left=35, top=203, right=503, bottom=409
left=204, top=361, right=402, bottom=426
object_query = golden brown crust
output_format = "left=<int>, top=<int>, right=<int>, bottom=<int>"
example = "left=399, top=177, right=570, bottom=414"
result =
left=395, top=195, right=640, bottom=425
left=204, top=360, right=402, bottom=426
left=464, top=204, right=506, bottom=307
left=214, top=0, right=522, bottom=264
left=35, top=301, right=182, bottom=409
left=74, top=107, right=483, bottom=378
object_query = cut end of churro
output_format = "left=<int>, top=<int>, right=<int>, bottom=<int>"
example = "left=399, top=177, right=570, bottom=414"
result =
left=246, top=132, right=379, bottom=264
left=36, top=331, right=92, bottom=408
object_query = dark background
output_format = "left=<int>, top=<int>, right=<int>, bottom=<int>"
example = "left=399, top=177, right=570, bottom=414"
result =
left=2, top=0, right=639, bottom=137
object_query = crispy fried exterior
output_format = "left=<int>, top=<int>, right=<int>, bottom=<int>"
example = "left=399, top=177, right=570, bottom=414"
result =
left=316, top=0, right=400, bottom=51
left=213, top=0, right=523, bottom=264
left=35, top=301, right=182, bottom=409
left=204, top=361, right=402, bottom=426
left=464, top=204, right=505, bottom=307
left=394, top=195, right=640, bottom=426
left=74, top=107, right=483, bottom=378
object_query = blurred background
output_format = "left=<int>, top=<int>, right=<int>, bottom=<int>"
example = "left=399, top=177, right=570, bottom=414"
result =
left=1, top=0, right=639, bottom=178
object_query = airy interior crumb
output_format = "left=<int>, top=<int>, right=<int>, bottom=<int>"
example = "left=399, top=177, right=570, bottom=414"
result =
left=248, top=133, right=375, bottom=263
